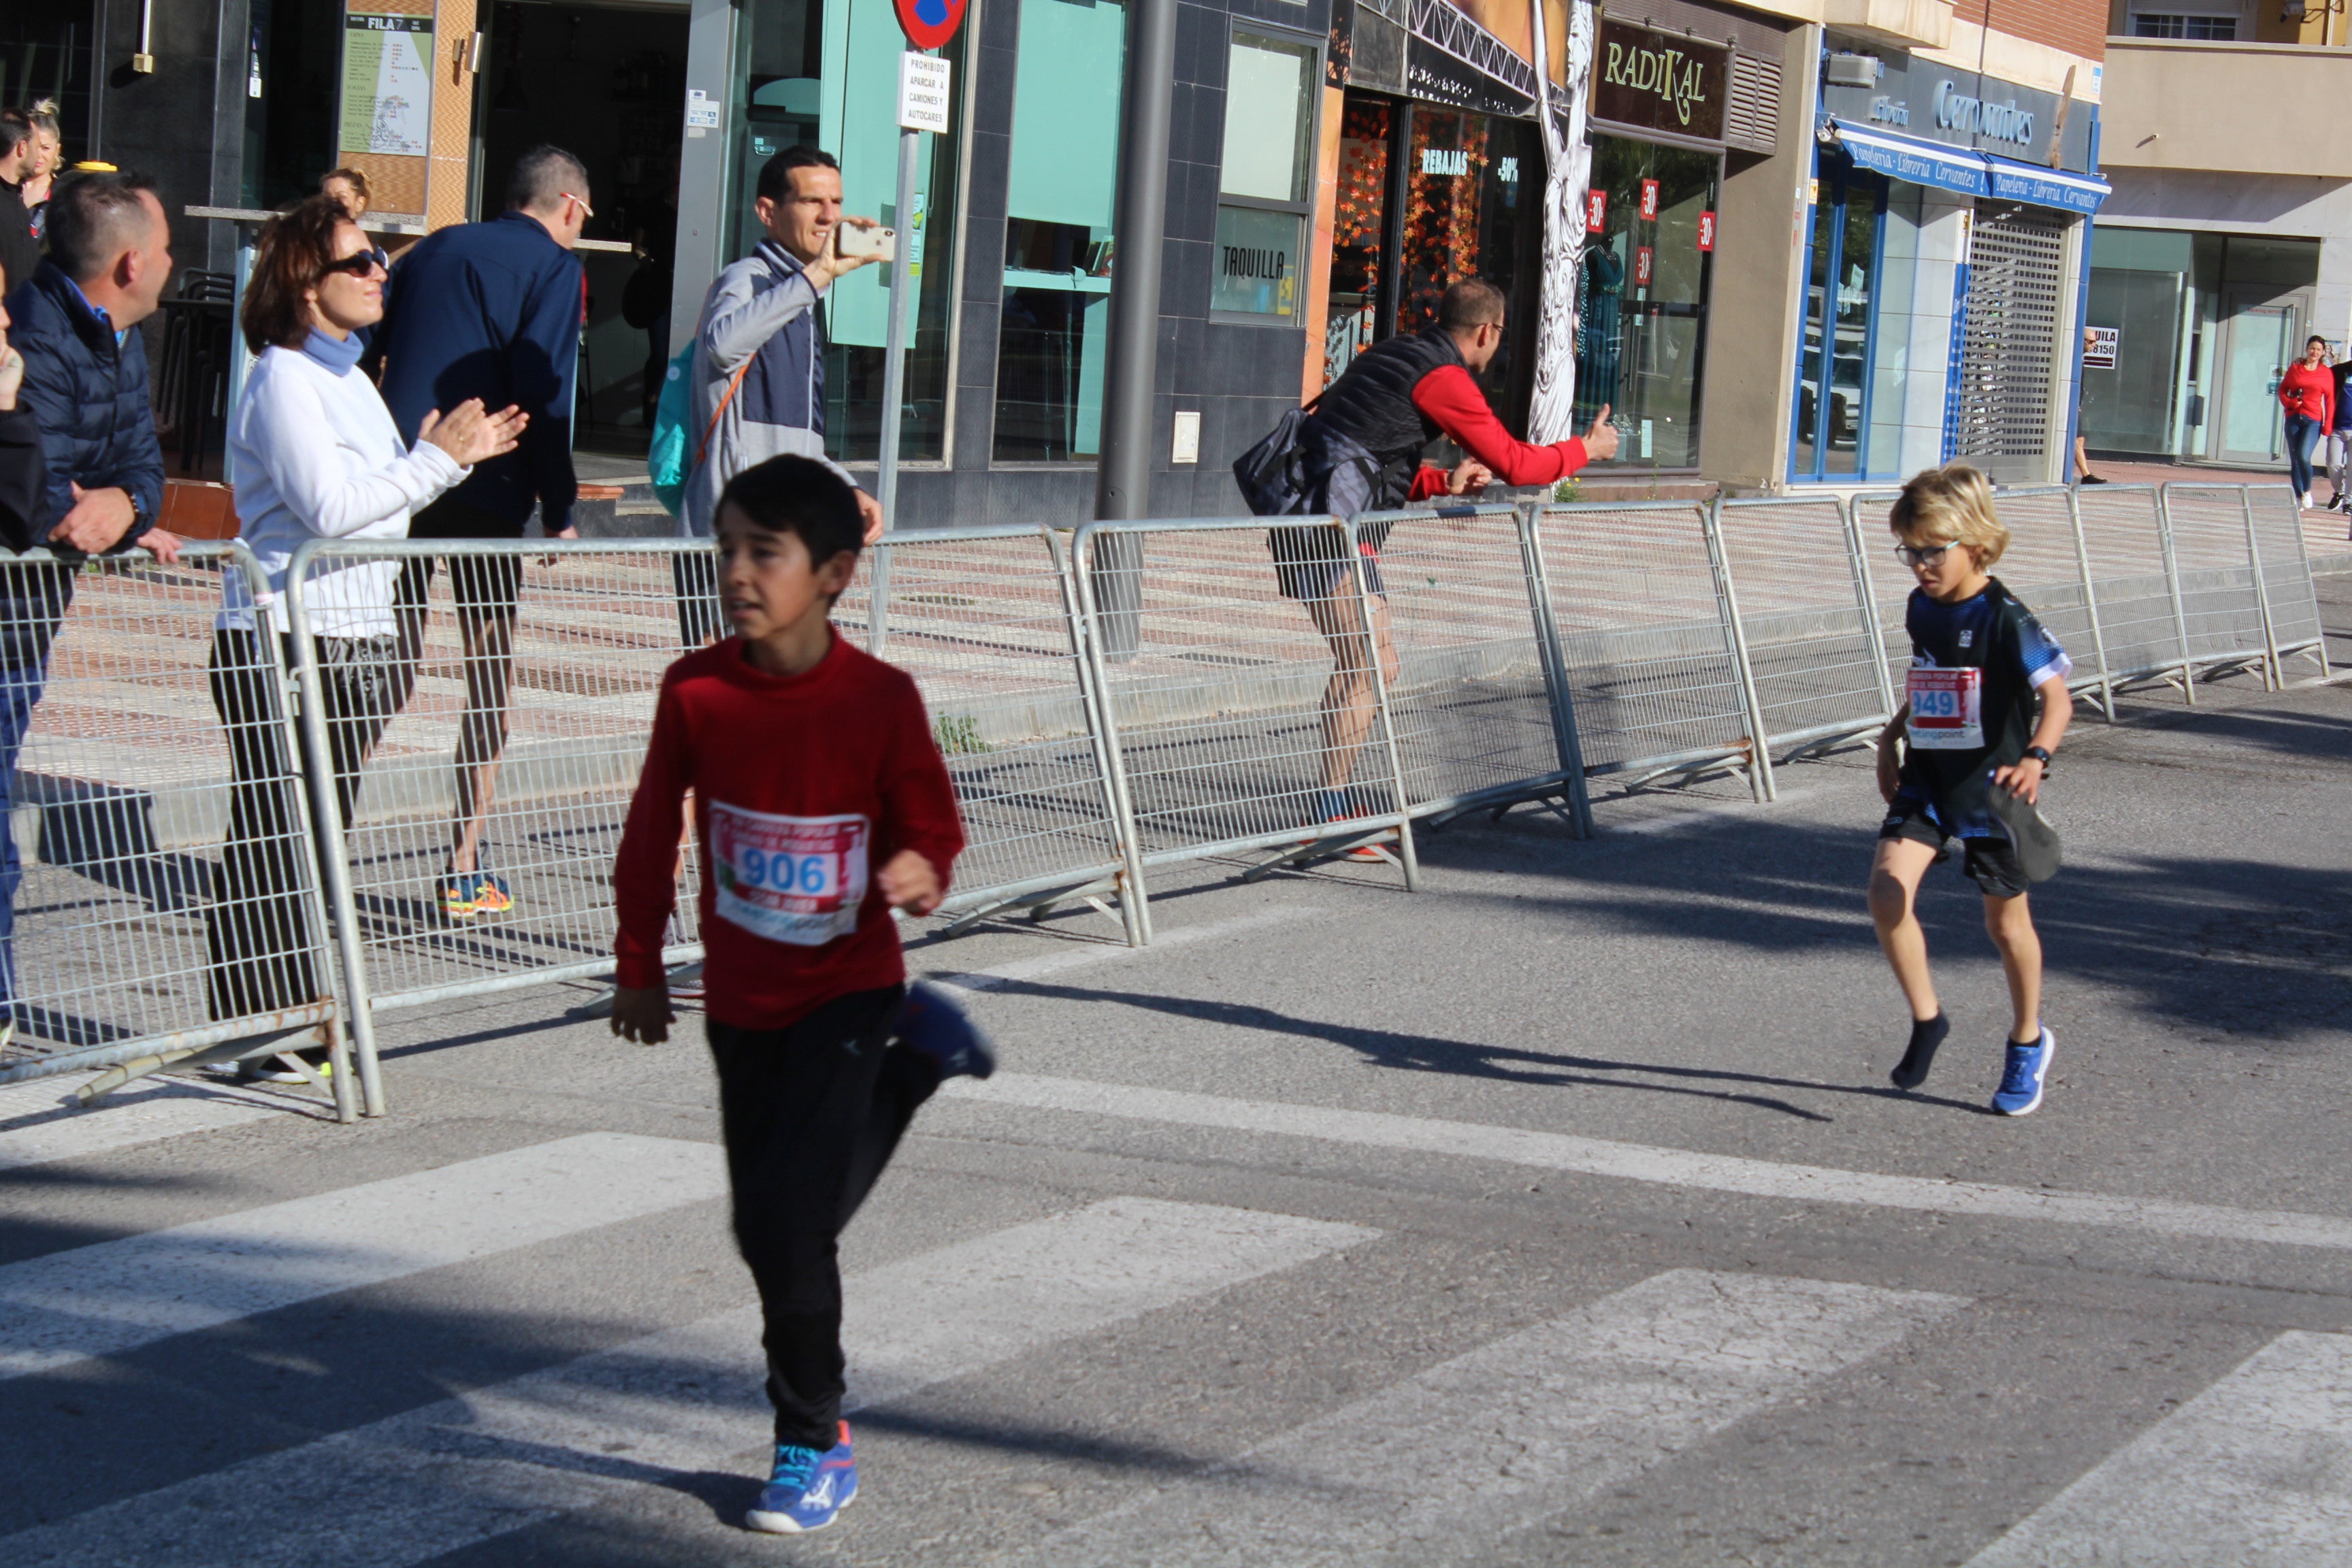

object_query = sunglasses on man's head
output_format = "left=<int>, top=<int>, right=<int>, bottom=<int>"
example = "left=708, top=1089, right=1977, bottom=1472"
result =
left=321, top=246, right=389, bottom=279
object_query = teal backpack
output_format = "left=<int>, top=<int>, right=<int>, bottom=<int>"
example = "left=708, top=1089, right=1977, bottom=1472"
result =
left=646, top=346, right=696, bottom=517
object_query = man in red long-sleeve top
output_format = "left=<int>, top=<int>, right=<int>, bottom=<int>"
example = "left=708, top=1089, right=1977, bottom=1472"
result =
left=1266, top=278, right=1619, bottom=847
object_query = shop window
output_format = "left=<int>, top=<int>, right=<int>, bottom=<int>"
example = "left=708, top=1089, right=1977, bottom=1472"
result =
left=1396, top=108, right=1540, bottom=423
left=1577, top=133, right=1718, bottom=470
left=734, top=0, right=968, bottom=463
left=993, top=0, right=1126, bottom=461
left=1211, top=28, right=1319, bottom=321
left=2129, top=11, right=2237, bottom=35
left=1323, top=97, right=1391, bottom=385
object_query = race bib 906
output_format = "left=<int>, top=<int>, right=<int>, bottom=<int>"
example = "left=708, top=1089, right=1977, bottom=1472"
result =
left=708, top=802, right=870, bottom=947
left=1906, top=666, right=1984, bottom=749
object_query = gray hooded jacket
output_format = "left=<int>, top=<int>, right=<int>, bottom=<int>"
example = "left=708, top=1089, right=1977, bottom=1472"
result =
left=682, top=238, right=858, bottom=537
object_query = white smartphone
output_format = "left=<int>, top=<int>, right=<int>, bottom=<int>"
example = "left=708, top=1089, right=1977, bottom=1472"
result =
left=835, top=223, right=896, bottom=263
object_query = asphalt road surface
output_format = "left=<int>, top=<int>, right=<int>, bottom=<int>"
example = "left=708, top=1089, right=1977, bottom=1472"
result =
left=3, top=587, right=2351, bottom=1567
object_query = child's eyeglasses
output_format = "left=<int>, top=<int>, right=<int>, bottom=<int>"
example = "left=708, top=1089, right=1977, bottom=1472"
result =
left=1893, top=542, right=1953, bottom=568
left=321, top=247, right=389, bottom=279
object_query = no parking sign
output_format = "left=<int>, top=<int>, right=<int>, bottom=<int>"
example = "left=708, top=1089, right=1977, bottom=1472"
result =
left=896, top=0, right=967, bottom=48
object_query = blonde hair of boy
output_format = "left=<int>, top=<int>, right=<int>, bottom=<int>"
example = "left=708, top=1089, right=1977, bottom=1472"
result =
left=1888, top=461, right=2008, bottom=569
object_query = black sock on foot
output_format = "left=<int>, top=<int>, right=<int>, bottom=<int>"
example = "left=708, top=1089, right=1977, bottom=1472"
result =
left=1891, top=1013, right=1949, bottom=1090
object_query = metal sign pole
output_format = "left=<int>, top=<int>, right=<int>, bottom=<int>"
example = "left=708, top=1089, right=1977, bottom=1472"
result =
left=871, top=46, right=950, bottom=650
left=873, top=123, right=920, bottom=536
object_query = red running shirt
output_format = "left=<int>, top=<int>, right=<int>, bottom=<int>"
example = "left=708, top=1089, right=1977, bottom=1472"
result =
left=612, top=632, right=966, bottom=1029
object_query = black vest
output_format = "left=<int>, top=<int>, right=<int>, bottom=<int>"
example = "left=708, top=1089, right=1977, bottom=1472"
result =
left=1307, top=329, right=1465, bottom=511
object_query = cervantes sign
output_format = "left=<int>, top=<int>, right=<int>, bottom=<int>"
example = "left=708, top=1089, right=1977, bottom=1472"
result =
left=1590, top=18, right=1728, bottom=142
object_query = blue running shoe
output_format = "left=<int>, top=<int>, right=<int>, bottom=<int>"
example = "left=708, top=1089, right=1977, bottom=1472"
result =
left=898, top=981, right=996, bottom=1080
left=1991, top=1027, right=2055, bottom=1117
left=746, top=1422, right=858, bottom=1534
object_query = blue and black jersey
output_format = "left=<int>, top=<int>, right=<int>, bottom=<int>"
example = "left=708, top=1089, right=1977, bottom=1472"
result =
left=1894, top=576, right=2070, bottom=835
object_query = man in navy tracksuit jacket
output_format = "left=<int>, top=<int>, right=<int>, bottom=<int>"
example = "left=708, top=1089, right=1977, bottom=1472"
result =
left=2, top=172, right=179, bottom=1043
left=363, top=146, right=589, bottom=923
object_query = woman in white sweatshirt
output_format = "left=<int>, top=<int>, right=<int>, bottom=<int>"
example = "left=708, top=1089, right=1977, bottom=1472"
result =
left=209, top=195, right=524, bottom=1039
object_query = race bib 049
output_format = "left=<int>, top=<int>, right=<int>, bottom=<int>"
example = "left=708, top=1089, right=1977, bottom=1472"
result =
left=708, top=803, right=870, bottom=947
left=1906, top=666, right=1984, bottom=749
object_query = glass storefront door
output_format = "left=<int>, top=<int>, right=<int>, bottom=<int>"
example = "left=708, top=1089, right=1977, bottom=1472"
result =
left=1577, top=133, right=1718, bottom=470
left=1789, top=163, right=1882, bottom=480
left=730, top=0, right=969, bottom=463
left=2215, top=295, right=2296, bottom=465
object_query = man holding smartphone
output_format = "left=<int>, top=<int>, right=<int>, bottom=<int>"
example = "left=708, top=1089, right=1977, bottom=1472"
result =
left=676, top=148, right=887, bottom=642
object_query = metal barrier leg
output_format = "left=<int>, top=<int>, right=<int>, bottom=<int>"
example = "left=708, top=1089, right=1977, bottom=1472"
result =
left=1516, top=502, right=1595, bottom=839
left=1352, top=523, right=1422, bottom=892
left=2239, top=490, right=2285, bottom=691
left=1053, top=529, right=1152, bottom=947
left=1703, top=501, right=1777, bottom=804
left=2155, top=497, right=2197, bottom=704
left=2064, top=487, right=2118, bottom=721
left=284, top=600, right=389, bottom=1119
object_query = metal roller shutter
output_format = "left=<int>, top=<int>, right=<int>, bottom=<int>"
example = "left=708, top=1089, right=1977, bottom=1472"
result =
left=1948, top=202, right=2068, bottom=480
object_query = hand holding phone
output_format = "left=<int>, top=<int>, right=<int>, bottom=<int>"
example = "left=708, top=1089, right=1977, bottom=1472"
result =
left=834, top=220, right=896, bottom=265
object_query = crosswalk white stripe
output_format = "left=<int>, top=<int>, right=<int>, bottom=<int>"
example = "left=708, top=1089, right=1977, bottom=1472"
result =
left=0, top=1132, right=727, bottom=1380
left=947, top=1072, right=2352, bottom=1253
left=0, top=1197, right=1377, bottom=1568
left=0, top=1078, right=283, bottom=1173
left=1009, top=1269, right=1964, bottom=1567
left=1963, top=1329, right=2352, bottom=1566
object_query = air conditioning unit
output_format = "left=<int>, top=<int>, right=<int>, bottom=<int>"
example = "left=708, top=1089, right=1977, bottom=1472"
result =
left=1825, top=52, right=1882, bottom=87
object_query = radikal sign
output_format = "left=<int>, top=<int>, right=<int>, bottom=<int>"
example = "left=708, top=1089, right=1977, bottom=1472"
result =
left=1590, top=18, right=1728, bottom=142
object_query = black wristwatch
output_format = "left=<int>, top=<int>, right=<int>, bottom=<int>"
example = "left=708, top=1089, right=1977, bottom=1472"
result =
left=2021, top=746, right=2054, bottom=771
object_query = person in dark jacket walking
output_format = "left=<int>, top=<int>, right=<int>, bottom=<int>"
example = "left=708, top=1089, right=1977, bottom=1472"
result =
left=365, top=145, right=589, bottom=924
left=0, top=110, right=44, bottom=318
left=1, top=173, right=182, bottom=1046
left=1264, top=278, right=1616, bottom=848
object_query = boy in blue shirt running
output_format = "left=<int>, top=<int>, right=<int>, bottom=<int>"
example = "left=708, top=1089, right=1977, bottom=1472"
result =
left=1868, top=464, right=2074, bottom=1115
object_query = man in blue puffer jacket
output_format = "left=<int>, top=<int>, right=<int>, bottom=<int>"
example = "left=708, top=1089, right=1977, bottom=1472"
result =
left=1, top=169, right=180, bottom=1047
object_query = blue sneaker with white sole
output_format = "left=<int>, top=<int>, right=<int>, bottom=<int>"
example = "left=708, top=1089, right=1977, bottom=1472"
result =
left=1991, top=1027, right=2054, bottom=1116
left=897, top=981, right=996, bottom=1080
left=746, top=1422, right=858, bottom=1534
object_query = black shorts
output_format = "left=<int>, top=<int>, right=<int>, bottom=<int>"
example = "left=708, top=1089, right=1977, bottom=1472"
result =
left=1269, top=525, right=1386, bottom=604
left=394, top=495, right=525, bottom=620
left=1879, top=800, right=2029, bottom=900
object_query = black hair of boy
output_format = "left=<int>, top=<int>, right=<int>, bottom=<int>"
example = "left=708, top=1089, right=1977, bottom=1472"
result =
left=716, top=454, right=865, bottom=571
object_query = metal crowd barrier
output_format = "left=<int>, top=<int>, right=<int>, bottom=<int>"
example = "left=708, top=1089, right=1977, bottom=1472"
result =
left=2070, top=484, right=2185, bottom=702
left=0, top=544, right=358, bottom=1115
left=1710, top=495, right=1892, bottom=769
left=1528, top=500, right=1765, bottom=802
left=1068, top=515, right=1422, bottom=891
left=843, top=524, right=1145, bottom=943
left=1, top=480, right=2328, bottom=1109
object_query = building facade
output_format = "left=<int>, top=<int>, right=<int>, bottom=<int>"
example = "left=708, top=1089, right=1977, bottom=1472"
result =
left=4, top=0, right=2117, bottom=519
left=2082, top=24, right=2352, bottom=471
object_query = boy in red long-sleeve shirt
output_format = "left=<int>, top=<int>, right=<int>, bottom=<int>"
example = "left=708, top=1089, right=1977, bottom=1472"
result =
left=608, top=454, right=985, bottom=1535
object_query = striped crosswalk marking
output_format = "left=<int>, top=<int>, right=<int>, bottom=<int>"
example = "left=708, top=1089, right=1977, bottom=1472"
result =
left=0, top=1197, right=1376, bottom=1568
left=1011, top=1269, right=1965, bottom=1567
left=1965, top=1329, right=2352, bottom=1566
left=0, top=1078, right=283, bottom=1173
left=0, top=1132, right=728, bottom=1379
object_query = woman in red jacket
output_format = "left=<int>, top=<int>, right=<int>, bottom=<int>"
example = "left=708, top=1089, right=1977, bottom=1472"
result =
left=2278, top=336, right=2334, bottom=510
